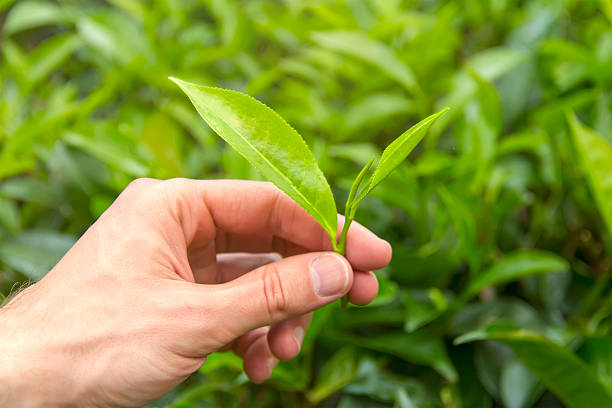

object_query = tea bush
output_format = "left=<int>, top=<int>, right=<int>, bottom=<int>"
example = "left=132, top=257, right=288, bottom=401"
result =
left=2, top=1, right=612, bottom=407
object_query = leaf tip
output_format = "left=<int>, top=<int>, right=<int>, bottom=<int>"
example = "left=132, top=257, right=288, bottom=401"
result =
left=452, top=335, right=471, bottom=346
left=168, top=76, right=186, bottom=88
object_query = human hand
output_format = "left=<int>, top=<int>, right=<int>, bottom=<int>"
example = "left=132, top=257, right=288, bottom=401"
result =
left=0, top=179, right=391, bottom=407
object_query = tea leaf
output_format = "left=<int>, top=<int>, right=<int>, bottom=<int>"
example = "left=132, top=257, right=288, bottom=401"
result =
left=330, top=329, right=458, bottom=382
left=346, top=157, right=376, bottom=216
left=338, top=156, right=376, bottom=255
left=352, top=108, right=449, bottom=207
left=170, top=78, right=338, bottom=246
left=308, top=347, right=361, bottom=403
left=463, top=250, right=568, bottom=299
left=579, top=337, right=612, bottom=395
left=63, top=132, right=148, bottom=177
left=312, top=30, right=420, bottom=94
left=0, top=230, right=75, bottom=280
left=568, top=113, right=612, bottom=242
left=456, top=328, right=612, bottom=408
left=3, top=0, right=69, bottom=35
left=358, top=330, right=458, bottom=382
left=28, top=33, right=82, bottom=85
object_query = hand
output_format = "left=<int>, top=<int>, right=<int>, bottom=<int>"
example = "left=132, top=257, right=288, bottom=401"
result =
left=0, top=179, right=391, bottom=407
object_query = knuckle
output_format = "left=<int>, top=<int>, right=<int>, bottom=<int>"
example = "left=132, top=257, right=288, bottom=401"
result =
left=163, top=177, right=190, bottom=189
left=261, top=263, right=289, bottom=321
left=259, top=181, right=277, bottom=192
left=126, top=177, right=157, bottom=191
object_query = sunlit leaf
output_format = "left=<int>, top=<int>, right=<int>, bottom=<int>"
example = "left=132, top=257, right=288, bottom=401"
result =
left=171, top=78, right=338, bottom=247
left=352, top=108, right=449, bottom=207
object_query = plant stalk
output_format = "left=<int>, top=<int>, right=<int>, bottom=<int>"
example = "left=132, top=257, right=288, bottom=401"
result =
left=336, top=205, right=355, bottom=308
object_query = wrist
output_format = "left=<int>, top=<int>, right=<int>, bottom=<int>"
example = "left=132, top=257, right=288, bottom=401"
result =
left=0, top=301, right=30, bottom=407
left=0, top=287, right=80, bottom=407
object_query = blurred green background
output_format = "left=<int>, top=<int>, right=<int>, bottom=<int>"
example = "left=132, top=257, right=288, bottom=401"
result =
left=3, top=0, right=612, bottom=407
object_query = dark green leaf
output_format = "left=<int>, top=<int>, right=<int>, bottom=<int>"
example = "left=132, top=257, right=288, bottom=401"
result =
left=457, top=328, right=612, bottom=408
left=308, top=347, right=361, bottom=404
left=463, top=250, right=569, bottom=299
left=568, top=113, right=612, bottom=242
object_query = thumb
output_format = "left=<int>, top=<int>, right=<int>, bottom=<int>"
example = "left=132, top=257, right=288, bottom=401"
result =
left=211, top=252, right=352, bottom=337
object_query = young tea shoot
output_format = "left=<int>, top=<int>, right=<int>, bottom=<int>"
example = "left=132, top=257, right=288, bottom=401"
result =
left=170, top=77, right=448, bottom=305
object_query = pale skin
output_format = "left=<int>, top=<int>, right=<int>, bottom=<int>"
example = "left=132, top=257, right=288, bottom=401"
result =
left=0, top=179, right=391, bottom=407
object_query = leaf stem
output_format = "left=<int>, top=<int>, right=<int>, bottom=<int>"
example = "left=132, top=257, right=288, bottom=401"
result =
left=336, top=158, right=376, bottom=307
left=337, top=210, right=352, bottom=256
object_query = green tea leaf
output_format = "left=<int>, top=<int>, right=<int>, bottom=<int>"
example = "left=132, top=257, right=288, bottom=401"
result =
left=198, top=352, right=242, bottom=374
left=3, top=0, right=69, bottom=35
left=0, top=178, right=62, bottom=206
left=170, top=78, right=338, bottom=245
left=353, top=108, right=449, bottom=206
left=346, top=364, right=427, bottom=403
left=403, top=288, right=449, bottom=332
left=0, top=230, right=75, bottom=280
left=338, top=156, right=376, bottom=257
left=346, top=157, right=376, bottom=216
left=578, top=337, right=612, bottom=395
left=500, top=359, right=542, bottom=408
left=463, top=250, right=568, bottom=299
left=312, top=30, right=420, bottom=94
left=141, top=114, right=185, bottom=178
left=63, top=132, right=148, bottom=177
left=0, top=197, right=20, bottom=232
left=568, top=113, right=612, bottom=242
left=308, top=347, right=361, bottom=403
left=395, top=389, right=417, bottom=408
left=457, top=328, right=612, bottom=408
left=344, top=330, right=458, bottom=382
left=465, top=47, right=528, bottom=82
left=450, top=299, right=543, bottom=336
left=28, top=33, right=82, bottom=85
left=343, top=93, right=414, bottom=134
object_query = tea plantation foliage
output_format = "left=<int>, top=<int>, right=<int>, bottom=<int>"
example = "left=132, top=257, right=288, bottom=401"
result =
left=2, top=1, right=612, bottom=407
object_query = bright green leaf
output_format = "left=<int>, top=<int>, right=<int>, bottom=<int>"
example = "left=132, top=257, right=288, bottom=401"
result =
left=353, top=108, right=449, bottom=206
left=28, top=33, right=83, bottom=85
left=170, top=78, right=338, bottom=247
left=3, top=0, right=69, bottom=35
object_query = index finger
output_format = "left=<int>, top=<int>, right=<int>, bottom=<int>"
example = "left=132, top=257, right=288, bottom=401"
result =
left=194, top=180, right=392, bottom=271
